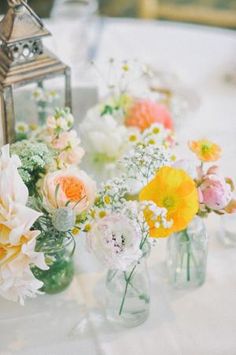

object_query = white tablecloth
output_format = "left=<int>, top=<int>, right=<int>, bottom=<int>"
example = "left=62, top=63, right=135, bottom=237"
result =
left=1, top=19, right=236, bottom=355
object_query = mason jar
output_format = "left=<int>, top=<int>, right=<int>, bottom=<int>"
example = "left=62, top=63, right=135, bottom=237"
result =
left=105, top=249, right=150, bottom=327
left=220, top=214, right=236, bottom=247
left=32, top=237, right=75, bottom=294
left=166, top=217, right=208, bottom=289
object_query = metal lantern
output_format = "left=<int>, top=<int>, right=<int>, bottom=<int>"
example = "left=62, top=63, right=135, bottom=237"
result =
left=0, top=0, right=72, bottom=145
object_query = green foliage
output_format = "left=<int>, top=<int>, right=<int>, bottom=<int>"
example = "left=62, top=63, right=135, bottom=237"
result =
left=11, top=140, right=53, bottom=196
left=27, top=196, right=72, bottom=252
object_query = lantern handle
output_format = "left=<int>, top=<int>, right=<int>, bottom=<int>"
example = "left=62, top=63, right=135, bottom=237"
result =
left=7, top=0, right=27, bottom=7
left=7, top=0, right=44, bottom=28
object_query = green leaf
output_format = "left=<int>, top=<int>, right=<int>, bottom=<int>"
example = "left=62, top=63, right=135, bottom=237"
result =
left=101, top=105, right=113, bottom=116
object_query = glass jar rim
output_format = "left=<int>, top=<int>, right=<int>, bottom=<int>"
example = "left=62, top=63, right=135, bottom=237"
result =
left=37, top=235, right=75, bottom=254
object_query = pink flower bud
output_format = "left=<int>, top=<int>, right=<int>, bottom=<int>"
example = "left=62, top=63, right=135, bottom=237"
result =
left=200, top=174, right=232, bottom=210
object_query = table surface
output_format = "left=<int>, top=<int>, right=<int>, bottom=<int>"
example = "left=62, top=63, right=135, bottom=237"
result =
left=1, top=18, right=236, bottom=355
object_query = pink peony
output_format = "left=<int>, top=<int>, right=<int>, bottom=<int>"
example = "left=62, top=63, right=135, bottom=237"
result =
left=200, top=174, right=232, bottom=210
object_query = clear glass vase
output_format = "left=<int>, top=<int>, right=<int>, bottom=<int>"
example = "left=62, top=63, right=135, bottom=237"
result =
left=32, top=237, right=75, bottom=294
left=167, top=217, right=208, bottom=289
left=220, top=214, right=236, bottom=247
left=105, top=255, right=150, bottom=327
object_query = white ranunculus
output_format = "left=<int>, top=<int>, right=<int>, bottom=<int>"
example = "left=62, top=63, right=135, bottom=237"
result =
left=87, top=213, right=142, bottom=271
left=80, top=107, right=129, bottom=160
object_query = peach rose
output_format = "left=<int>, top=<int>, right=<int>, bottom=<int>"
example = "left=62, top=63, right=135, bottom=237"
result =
left=41, top=167, right=96, bottom=215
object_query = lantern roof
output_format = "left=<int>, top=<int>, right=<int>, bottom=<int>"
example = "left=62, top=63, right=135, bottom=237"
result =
left=0, top=3, right=51, bottom=44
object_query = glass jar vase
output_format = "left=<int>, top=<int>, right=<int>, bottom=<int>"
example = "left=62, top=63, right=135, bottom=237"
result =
left=32, top=237, right=75, bottom=294
left=220, top=214, right=236, bottom=247
left=105, top=254, right=150, bottom=328
left=166, top=217, right=208, bottom=289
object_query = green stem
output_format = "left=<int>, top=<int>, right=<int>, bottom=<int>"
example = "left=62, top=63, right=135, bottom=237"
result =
left=119, top=264, right=137, bottom=316
left=185, top=232, right=191, bottom=282
left=187, top=243, right=191, bottom=282
left=124, top=271, right=140, bottom=295
left=118, top=234, right=148, bottom=316
left=124, top=272, right=149, bottom=303
left=181, top=229, right=191, bottom=282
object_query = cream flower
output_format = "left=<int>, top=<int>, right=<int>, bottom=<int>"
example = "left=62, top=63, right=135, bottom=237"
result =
left=0, top=236, right=48, bottom=304
left=0, top=145, right=48, bottom=304
left=41, top=167, right=96, bottom=215
left=0, top=264, right=44, bottom=305
left=0, top=145, right=28, bottom=206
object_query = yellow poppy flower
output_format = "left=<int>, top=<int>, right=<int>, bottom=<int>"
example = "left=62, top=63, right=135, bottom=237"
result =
left=188, top=139, right=221, bottom=162
left=139, top=166, right=199, bottom=237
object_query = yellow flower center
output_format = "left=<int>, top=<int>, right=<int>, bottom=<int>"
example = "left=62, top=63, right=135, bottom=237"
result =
left=72, top=227, right=80, bottom=235
left=201, top=143, right=212, bottom=154
left=99, top=211, right=107, bottom=218
left=90, top=210, right=96, bottom=218
left=17, top=125, right=26, bottom=132
left=163, top=196, right=175, bottom=209
left=104, top=195, right=111, bottom=204
left=122, top=64, right=129, bottom=71
left=152, top=127, right=160, bottom=134
left=84, top=224, right=91, bottom=232
left=148, top=139, right=155, bottom=145
left=129, top=134, right=137, bottom=142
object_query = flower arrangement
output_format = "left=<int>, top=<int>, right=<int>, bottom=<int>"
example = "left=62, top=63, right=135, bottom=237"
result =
left=81, top=157, right=198, bottom=324
left=79, top=60, right=175, bottom=182
left=9, top=108, right=97, bottom=297
left=189, top=139, right=236, bottom=215
left=0, top=145, right=48, bottom=304
left=164, top=139, right=236, bottom=288
left=78, top=135, right=235, bottom=323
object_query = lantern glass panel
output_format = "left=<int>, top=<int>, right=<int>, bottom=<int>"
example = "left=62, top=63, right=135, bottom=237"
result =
left=14, top=77, right=67, bottom=139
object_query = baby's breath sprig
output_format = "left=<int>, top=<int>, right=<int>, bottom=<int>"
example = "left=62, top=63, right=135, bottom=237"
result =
left=120, top=141, right=172, bottom=188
